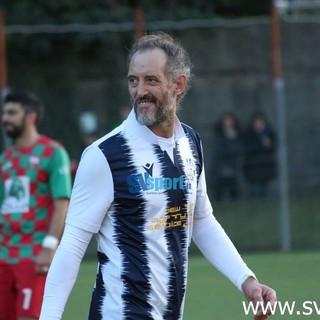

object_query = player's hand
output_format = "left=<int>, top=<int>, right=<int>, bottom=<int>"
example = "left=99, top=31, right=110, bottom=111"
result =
left=36, top=247, right=55, bottom=274
left=242, top=276, right=277, bottom=320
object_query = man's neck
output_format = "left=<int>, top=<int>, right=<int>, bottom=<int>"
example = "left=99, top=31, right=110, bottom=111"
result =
left=14, top=130, right=40, bottom=148
left=148, top=111, right=176, bottom=138
left=148, top=122, right=175, bottom=138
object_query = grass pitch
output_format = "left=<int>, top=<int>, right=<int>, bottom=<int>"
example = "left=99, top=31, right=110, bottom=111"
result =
left=63, top=250, right=320, bottom=319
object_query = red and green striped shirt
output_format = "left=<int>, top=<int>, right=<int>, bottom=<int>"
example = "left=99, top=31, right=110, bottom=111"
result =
left=0, top=135, right=72, bottom=264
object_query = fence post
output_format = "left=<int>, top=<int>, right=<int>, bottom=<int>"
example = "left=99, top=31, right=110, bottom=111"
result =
left=271, top=3, right=291, bottom=251
left=0, top=11, right=10, bottom=151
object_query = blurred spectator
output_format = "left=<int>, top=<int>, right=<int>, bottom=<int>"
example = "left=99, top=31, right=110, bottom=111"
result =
left=71, top=130, right=100, bottom=180
left=211, top=112, right=243, bottom=201
left=112, top=105, right=132, bottom=128
left=243, top=111, right=276, bottom=198
left=81, top=130, right=100, bottom=149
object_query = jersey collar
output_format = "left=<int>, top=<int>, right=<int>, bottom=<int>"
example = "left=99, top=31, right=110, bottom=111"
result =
left=126, top=109, right=185, bottom=144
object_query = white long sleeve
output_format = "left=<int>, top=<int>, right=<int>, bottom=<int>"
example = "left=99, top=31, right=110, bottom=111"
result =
left=192, top=213, right=256, bottom=291
left=39, top=224, right=93, bottom=320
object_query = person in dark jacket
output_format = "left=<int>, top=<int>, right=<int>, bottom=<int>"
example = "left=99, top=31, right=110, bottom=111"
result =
left=211, top=112, right=243, bottom=201
left=243, top=112, right=276, bottom=198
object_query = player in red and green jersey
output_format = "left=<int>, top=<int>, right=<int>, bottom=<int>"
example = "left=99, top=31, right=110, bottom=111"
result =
left=0, top=91, right=71, bottom=320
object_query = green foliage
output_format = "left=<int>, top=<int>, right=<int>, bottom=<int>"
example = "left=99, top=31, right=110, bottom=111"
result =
left=215, top=0, right=271, bottom=17
left=3, top=0, right=270, bottom=26
left=3, top=0, right=132, bottom=24
left=3, top=0, right=271, bottom=64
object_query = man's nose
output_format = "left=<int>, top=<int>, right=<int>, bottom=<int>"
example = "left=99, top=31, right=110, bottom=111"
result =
left=136, top=82, right=149, bottom=97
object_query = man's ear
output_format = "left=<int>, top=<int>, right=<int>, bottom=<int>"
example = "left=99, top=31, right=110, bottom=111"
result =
left=175, top=74, right=188, bottom=96
left=26, top=111, right=38, bottom=125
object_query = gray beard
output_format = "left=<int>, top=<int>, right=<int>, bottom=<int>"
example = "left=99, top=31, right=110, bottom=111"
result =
left=134, top=93, right=175, bottom=127
left=135, top=108, right=159, bottom=127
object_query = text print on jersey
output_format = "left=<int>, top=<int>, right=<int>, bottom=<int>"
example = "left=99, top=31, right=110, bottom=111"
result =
left=146, top=205, right=193, bottom=231
left=127, top=172, right=191, bottom=194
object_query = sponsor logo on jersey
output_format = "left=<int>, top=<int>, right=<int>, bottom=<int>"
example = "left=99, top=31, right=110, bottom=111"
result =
left=127, top=163, right=191, bottom=194
left=29, top=156, right=40, bottom=167
left=58, top=165, right=70, bottom=175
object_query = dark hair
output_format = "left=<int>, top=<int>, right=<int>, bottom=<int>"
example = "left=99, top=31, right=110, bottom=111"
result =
left=128, top=32, right=193, bottom=105
left=4, top=91, right=44, bottom=124
left=214, top=112, right=242, bottom=135
left=250, top=111, right=266, bottom=122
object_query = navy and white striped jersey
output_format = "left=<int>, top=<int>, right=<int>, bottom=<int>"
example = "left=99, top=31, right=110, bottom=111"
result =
left=66, top=110, right=213, bottom=319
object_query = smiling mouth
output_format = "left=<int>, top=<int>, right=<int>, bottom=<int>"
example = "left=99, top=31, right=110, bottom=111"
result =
left=138, top=101, right=154, bottom=107
left=135, top=98, right=157, bottom=108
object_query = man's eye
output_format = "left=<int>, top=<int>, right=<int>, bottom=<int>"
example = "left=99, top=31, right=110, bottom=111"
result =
left=147, top=78, right=158, bottom=84
left=129, top=78, right=138, bottom=86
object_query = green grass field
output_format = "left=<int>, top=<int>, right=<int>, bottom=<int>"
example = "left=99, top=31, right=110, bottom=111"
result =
left=63, top=250, right=320, bottom=319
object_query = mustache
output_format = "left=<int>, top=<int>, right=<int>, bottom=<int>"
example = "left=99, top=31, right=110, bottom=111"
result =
left=2, top=122, right=14, bottom=127
left=134, top=95, right=157, bottom=105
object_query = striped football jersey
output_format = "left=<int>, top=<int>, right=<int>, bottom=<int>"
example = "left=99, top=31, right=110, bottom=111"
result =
left=66, top=111, right=213, bottom=319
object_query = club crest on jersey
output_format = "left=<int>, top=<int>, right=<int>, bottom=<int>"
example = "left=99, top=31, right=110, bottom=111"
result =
left=184, top=158, right=197, bottom=183
left=126, top=163, right=191, bottom=194
left=1, top=176, right=30, bottom=213
left=8, top=177, right=25, bottom=200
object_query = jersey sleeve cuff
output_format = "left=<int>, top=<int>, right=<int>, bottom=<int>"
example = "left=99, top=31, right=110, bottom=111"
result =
left=236, top=272, right=257, bottom=291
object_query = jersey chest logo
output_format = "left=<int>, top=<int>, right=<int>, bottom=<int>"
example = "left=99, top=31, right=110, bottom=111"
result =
left=126, top=159, right=196, bottom=195
left=1, top=176, right=30, bottom=214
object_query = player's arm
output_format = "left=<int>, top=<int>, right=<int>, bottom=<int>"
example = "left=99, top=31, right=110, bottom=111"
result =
left=39, top=224, right=93, bottom=320
left=193, top=212, right=255, bottom=289
left=36, top=198, right=69, bottom=274
left=193, top=168, right=277, bottom=317
left=193, top=213, right=277, bottom=319
left=47, top=198, right=70, bottom=239
left=36, top=146, right=72, bottom=273
left=40, top=145, right=114, bottom=319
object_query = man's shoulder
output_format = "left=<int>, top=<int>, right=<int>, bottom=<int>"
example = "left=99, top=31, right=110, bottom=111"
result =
left=181, top=122, right=201, bottom=141
left=0, top=149, right=7, bottom=159
left=94, top=127, right=126, bottom=156
left=35, top=135, right=69, bottom=160
left=181, top=122, right=195, bottom=132
left=0, top=147, right=15, bottom=162
left=38, top=135, right=65, bottom=150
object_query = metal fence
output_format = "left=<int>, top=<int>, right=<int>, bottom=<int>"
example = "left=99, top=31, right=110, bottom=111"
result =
left=2, top=14, right=320, bottom=252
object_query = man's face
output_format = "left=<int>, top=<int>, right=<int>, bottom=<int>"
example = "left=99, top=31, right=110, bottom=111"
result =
left=1, top=102, right=27, bottom=139
left=128, top=48, right=176, bottom=127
